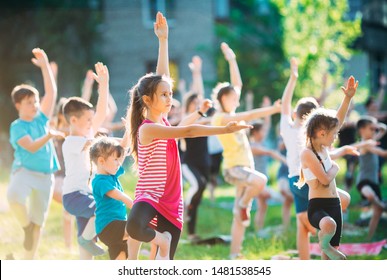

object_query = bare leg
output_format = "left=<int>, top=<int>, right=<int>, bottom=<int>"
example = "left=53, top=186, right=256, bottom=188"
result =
left=296, top=212, right=314, bottom=260
left=361, top=186, right=385, bottom=240
left=127, top=236, right=142, bottom=260
left=154, top=231, right=172, bottom=260
left=279, top=178, right=293, bottom=229
left=254, top=191, right=269, bottom=231
left=318, top=217, right=346, bottom=260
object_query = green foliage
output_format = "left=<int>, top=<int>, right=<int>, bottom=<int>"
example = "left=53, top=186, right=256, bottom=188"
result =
left=272, top=0, right=361, bottom=102
left=215, top=0, right=286, bottom=109
left=0, top=0, right=103, bottom=133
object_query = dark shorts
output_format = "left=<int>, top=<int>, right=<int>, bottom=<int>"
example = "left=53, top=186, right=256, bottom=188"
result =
left=308, top=197, right=342, bottom=247
left=356, top=179, right=382, bottom=200
left=289, top=176, right=309, bottom=213
left=63, top=191, right=96, bottom=236
left=98, top=220, right=127, bottom=260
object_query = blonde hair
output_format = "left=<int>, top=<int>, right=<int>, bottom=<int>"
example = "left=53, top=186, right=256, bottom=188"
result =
left=295, top=108, right=339, bottom=189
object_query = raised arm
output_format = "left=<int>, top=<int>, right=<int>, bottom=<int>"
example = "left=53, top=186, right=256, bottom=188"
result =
left=92, top=62, right=109, bottom=133
left=281, top=57, right=298, bottom=116
left=32, top=48, right=57, bottom=119
left=178, top=99, right=212, bottom=126
left=336, top=76, right=359, bottom=128
left=375, top=74, right=386, bottom=111
left=154, top=12, right=169, bottom=77
left=260, top=96, right=272, bottom=139
left=221, top=42, right=242, bottom=95
left=81, top=70, right=95, bottom=102
left=189, top=56, right=205, bottom=99
left=316, top=72, right=336, bottom=106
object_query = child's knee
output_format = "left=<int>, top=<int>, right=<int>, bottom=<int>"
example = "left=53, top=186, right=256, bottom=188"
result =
left=319, top=217, right=336, bottom=234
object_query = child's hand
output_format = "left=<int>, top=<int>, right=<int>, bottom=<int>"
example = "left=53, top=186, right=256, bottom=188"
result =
left=343, top=145, right=360, bottom=156
left=85, top=69, right=95, bottom=86
left=48, top=128, right=65, bottom=139
left=93, top=62, right=109, bottom=86
left=225, top=121, right=252, bottom=133
left=341, top=76, right=359, bottom=98
left=31, top=48, right=49, bottom=68
left=154, top=12, right=168, bottom=40
left=199, top=99, right=212, bottom=114
left=50, top=61, right=58, bottom=77
left=188, top=56, right=202, bottom=74
left=221, top=42, right=236, bottom=61
left=290, top=57, right=298, bottom=79
left=272, top=99, right=282, bottom=112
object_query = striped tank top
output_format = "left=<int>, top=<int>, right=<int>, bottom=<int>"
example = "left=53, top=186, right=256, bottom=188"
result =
left=134, top=118, right=184, bottom=230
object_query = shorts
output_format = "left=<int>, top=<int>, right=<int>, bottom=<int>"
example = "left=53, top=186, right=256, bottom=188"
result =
left=277, top=163, right=289, bottom=179
left=356, top=179, right=382, bottom=200
left=289, top=176, right=309, bottom=213
left=223, top=166, right=258, bottom=187
left=98, top=220, right=128, bottom=260
left=63, top=190, right=96, bottom=236
left=308, top=197, right=342, bottom=247
left=7, top=168, right=54, bottom=226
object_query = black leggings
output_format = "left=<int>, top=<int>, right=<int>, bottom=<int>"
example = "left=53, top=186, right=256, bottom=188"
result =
left=182, top=163, right=208, bottom=235
left=307, top=197, right=342, bottom=247
left=126, top=201, right=181, bottom=259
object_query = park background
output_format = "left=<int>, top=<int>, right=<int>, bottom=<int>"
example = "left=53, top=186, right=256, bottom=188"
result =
left=0, top=0, right=386, bottom=260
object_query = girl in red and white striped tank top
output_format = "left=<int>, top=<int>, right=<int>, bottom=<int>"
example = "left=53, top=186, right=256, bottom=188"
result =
left=125, top=12, right=250, bottom=260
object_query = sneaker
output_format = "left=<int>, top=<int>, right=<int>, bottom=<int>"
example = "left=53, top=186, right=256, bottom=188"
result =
left=77, top=236, right=105, bottom=256
left=239, top=207, right=250, bottom=227
left=23, top=223, right=34, bottom=251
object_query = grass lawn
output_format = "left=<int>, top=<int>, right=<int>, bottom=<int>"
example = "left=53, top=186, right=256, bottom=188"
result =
left=0, top=158, right=386, bottom=260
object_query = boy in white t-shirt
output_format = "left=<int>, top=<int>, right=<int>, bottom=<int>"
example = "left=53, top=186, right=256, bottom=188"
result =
left=62, top=62, right=109, bottom=259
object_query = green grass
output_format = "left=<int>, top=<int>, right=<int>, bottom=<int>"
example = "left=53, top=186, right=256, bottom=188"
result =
left=0, top=159, right=386, bottom=260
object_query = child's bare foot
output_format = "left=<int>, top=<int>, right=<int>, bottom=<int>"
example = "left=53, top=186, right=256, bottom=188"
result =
left=318, top=231, right=346, bottom=260
left=155, top=231, right=171, bottom=260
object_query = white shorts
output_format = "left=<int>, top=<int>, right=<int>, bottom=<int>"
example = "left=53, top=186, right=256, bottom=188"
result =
left=7, top=168, right=54, bottom=226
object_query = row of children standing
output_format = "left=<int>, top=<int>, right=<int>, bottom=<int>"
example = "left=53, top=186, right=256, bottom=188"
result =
left=7, top=11, right=386, bottom=260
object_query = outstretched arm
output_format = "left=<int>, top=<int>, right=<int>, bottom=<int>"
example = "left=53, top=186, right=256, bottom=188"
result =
left=189, top=56, right=205, bottom=99
left=92, top=62, right=109, bottom=134
left=220, top=99, right=281, bottom=125
left=281, top=57, right=298, bottom=116
left=81, top=70, right=95, bottom=102
left=336, top=76, right=359, bottom=128
left=139, top=121, right=251, bottom=145
left=154, top=12, right=169, bottom=77
left=32, top=48, right=57, bottom=119
left=221, top=42, right=242, bottom=95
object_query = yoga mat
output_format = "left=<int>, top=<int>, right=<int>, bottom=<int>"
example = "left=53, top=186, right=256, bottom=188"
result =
left=309, top=239, right=387, bottom=256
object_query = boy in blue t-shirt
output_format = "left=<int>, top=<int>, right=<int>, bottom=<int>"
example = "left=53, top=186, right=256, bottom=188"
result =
left=7, top=48, right=63, bottom=259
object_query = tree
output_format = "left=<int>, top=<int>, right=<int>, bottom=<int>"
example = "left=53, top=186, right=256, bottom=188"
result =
left=215, top=0, right=286, bottom=110
left=0, top=0, right=103, bottom=134
left=272, top=0, right=361, bottom=103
